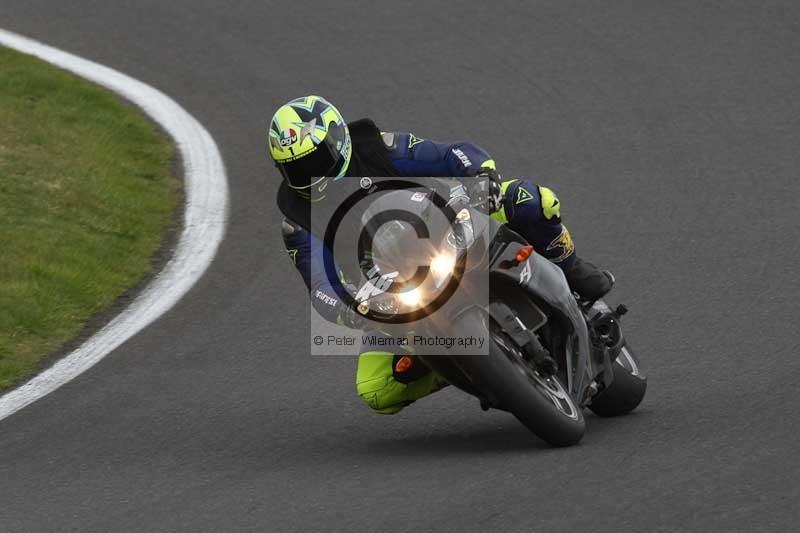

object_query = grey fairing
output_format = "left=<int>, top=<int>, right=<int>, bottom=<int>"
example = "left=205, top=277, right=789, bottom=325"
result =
left=495, top=252, right=593, bottom=403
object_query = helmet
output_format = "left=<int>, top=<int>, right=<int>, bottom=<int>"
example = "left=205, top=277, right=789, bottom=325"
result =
left=268, top=95, right=352, bottom=200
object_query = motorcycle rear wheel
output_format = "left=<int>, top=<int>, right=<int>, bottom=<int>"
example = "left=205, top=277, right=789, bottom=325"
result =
left=588, top=344, right=647, bottom=417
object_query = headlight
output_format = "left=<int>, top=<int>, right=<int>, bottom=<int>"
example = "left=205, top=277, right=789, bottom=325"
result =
left=430, top=252, right=456, bottom=282
left=397, top=288, right=422, bottom=307
left=364, top=252, right=455, bottom=313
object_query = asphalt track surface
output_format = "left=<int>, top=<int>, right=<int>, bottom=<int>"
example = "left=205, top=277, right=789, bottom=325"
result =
left=1, top=2, right=799, bottom=531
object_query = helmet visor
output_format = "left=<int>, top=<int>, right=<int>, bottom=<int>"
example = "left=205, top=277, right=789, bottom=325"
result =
left=277, top=134, right=345, bottom=190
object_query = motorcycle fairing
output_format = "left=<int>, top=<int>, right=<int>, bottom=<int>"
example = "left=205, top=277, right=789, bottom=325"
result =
left=490, top=244, right=594, bottom=404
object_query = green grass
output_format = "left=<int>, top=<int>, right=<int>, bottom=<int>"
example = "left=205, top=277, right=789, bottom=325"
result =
left=0, top=46, right=179, bottom=391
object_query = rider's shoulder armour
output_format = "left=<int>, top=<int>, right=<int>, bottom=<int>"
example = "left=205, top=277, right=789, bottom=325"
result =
left=380, top=131, right=396, bottom=150
left=281, top=217, right=303, bottom=237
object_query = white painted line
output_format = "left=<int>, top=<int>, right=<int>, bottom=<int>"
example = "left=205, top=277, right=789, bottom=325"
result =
left=0, top=29, right=229, bottom=422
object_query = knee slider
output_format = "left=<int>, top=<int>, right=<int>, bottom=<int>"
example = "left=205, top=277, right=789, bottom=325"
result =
left=356, top=357, right=411, bottom=415
left=356, top=379, right=409, bottom=415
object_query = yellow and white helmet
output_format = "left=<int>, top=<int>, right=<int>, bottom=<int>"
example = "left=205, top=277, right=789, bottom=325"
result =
left=268, top=95, right=352, bottom=199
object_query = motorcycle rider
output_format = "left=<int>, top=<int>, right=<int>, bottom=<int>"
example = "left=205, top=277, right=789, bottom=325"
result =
left=272, top=95, right=613, bottom=414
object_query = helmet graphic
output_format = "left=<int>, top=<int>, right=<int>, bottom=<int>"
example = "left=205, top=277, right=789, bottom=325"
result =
left=268, top=95, right=352, bottom=200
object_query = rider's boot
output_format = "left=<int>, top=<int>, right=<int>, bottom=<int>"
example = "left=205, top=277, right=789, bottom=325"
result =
left=565, top=256, right=615, bottom=301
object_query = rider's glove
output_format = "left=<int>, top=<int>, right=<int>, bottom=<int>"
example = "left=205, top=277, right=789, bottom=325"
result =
left=339, top=303, right=365, bottom=329
left=466, top=167, right=503, bottom=214
left=338, top=283, right=365, bottom=329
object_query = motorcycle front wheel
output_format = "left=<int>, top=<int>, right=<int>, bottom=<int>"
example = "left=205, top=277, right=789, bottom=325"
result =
left=450, top=307, right=586, bottom=447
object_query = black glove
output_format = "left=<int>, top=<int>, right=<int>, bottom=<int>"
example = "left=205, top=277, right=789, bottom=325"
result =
left=339, top=302, right=365, bottom=329
left=466, top=167, right=503, bottom=214
left=335, top=283, right=361, bottom=329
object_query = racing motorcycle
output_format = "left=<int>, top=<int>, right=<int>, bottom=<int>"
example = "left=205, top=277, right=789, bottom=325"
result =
left=349, top=177, right=646, bottom=447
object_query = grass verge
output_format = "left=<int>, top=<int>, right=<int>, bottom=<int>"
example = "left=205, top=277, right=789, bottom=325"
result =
left=0, top=46, right=180, bottom=391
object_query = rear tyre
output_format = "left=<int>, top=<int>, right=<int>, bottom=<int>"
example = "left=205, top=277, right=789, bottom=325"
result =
left=588, top=344, right=647, bottom=417
left=452, top=308, right=586, bottom=447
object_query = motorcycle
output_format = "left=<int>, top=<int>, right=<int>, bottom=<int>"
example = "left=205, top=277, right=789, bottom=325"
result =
left=350, top=177, right=647, bottom=446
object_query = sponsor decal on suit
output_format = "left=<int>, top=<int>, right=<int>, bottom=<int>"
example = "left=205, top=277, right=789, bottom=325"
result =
left=546, top=227, right=575, bottom=263
left=407, top=132, right=424, bottom=150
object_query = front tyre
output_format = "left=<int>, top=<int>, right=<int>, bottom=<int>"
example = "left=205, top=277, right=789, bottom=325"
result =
left=588, top=344, right=647, bottom=417
left=453, top=308, right=586, bottom=447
